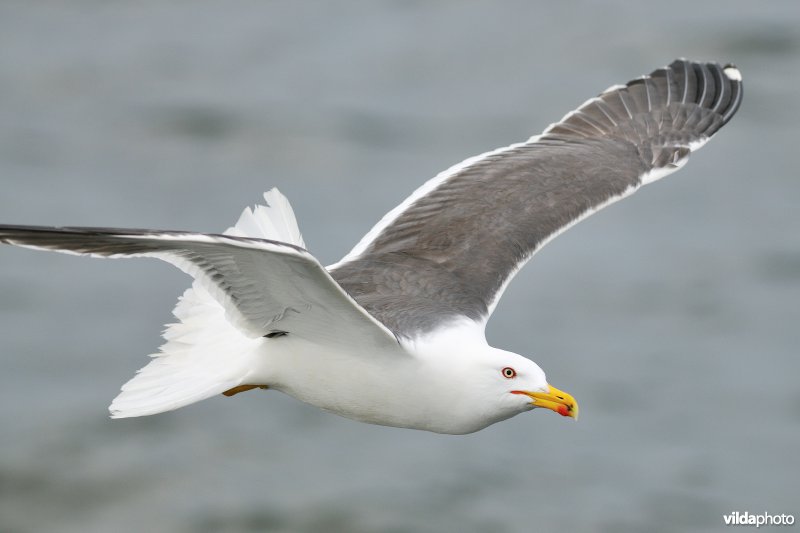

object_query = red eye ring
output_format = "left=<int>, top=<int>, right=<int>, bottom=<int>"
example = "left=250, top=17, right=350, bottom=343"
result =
left=502, top=367, right=516, bottom=379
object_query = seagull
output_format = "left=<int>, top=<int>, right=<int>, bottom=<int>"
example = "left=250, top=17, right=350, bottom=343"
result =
left=0, top=59, right=742, bottom=434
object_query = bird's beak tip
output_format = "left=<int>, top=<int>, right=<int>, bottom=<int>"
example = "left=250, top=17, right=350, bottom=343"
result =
left=513, top=383, right=579, bottom=420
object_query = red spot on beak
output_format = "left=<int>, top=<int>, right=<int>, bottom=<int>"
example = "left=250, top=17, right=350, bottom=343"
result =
left=557, top=405, right=570, bottom=417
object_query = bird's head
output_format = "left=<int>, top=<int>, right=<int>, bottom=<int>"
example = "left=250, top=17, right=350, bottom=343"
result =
left=478, top=348, right=579, bottom=422
left=409, top=326, right=578, bottom=433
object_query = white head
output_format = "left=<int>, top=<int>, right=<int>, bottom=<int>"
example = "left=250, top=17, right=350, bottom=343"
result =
left=443, top=347, right=579, bottom=433
left=410, top=325, right=578, bottom=434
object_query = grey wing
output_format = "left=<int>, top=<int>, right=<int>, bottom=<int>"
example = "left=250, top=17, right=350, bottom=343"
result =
left=0, top=226, right=399, bottom=350
left=329, top=59, right=743, bottom=338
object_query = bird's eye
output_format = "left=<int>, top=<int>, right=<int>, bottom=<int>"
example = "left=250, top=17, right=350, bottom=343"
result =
left=502, top=367, right=517, bottom=379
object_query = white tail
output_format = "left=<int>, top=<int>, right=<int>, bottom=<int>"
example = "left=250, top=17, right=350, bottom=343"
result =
left=109, top=189, right=304, bottom=417
left=225, top=188, right=306, bottom=247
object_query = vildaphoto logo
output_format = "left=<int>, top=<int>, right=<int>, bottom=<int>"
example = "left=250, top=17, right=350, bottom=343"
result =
left=723, top=511, right=795, bottom=527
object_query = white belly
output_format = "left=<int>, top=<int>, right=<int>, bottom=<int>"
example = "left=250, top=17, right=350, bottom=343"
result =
left=250, top=336, right=428, bottom=428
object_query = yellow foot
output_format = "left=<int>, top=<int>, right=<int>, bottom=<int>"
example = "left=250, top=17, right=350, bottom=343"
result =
left=222, top=384, right=269, bottom=397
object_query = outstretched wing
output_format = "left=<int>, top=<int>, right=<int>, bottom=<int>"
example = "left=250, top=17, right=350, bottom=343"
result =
left=330, top=59, right=743, bottom=338
left=0, top=226, right=399, bottom=351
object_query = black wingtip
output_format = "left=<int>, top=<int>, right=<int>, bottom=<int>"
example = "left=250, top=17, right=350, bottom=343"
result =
left=544, top=58, right=743, bottom=145
left=656, top=58, right=743, bottom=130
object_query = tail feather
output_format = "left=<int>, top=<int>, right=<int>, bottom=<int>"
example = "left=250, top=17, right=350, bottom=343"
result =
left=110, top=189, right=302, bottom=417
left=225, top=188, right=305, bottom=247
left=109, top=282, right=261, bottom=418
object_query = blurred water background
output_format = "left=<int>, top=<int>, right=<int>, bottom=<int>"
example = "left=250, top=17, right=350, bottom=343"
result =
left=1, top=2, right=799, bottom=532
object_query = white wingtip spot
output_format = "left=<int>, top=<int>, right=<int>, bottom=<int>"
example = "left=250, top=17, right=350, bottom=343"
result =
left=723, top=66, right=742, bottom=82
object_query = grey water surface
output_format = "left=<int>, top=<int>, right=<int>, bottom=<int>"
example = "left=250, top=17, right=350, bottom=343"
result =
left=1, top=2, right=798, bottom=532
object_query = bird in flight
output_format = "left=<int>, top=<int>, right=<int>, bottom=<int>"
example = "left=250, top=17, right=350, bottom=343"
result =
left=0, top=59, right=742, bottom=434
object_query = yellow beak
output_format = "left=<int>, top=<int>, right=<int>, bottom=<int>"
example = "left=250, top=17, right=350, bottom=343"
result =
left=512, top=384, right=579, bottom=420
